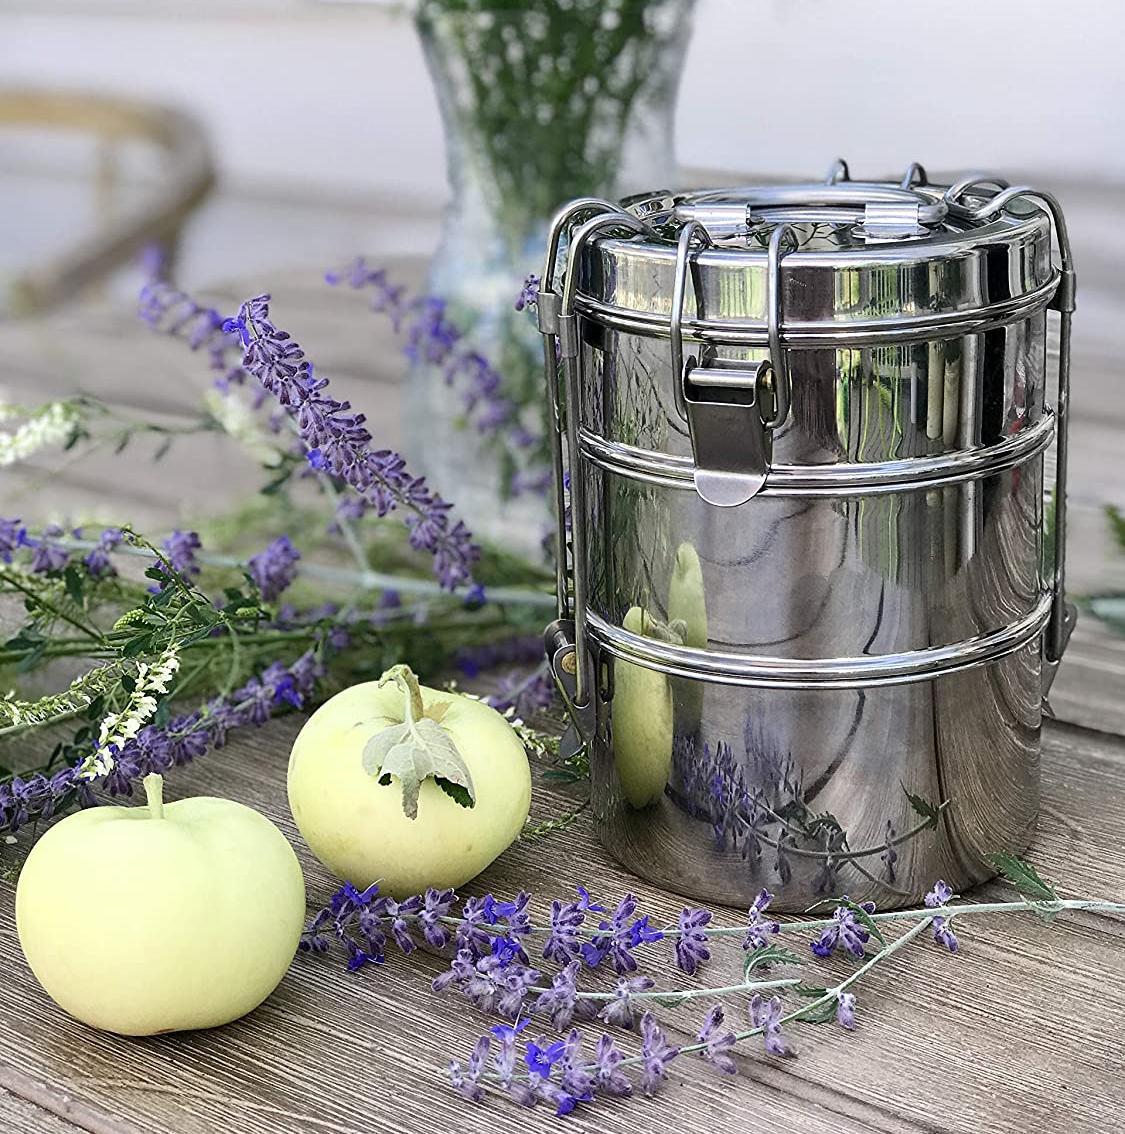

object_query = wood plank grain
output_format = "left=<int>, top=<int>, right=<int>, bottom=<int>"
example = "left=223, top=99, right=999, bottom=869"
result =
left=0, top=1085, right=82, bottom=1134
left=0, top=716, right=1122, bottom=1134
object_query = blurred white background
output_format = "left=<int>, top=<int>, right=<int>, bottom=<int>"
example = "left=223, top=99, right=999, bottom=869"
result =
left=3, top=0, right=1122, bottom=208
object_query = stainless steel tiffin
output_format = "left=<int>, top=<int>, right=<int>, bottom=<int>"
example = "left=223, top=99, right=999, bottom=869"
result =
left=537, top=162, right=1076, bottom=910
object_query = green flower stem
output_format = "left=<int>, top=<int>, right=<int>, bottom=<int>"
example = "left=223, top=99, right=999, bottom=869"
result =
left=624, top=916, right=938, bottom=1070
left=435, top=897, right=1125, bottom=945
left=0, top=566, right=106, bottom=643
left=56, top=535, right=556, bottom=609
left=524, top=976, right=800, bottom=1004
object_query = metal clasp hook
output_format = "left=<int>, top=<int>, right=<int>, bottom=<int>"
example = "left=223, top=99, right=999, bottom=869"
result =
left=670, top=220, right=795, bottom=506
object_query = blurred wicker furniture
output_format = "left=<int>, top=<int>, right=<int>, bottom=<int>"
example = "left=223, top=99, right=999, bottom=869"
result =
left=0, top=89, right=214, bottom=315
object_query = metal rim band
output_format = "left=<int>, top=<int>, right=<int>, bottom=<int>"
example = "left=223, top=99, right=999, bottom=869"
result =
left=587, top=591, right=1052, bottom=690
left=578, top=410, right=1054, bottom=497
left=572, top=271, right=1058, bottom=348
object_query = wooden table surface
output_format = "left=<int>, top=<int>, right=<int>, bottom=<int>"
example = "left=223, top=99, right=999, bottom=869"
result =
left=1, top=178, right=1124, bottom=1132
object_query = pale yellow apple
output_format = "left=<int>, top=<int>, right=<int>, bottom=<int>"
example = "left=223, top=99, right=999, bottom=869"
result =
left=16, top=775, right=305, bottom=1035
left=667, top=541, right=708, bottom=649
left=612, top=606, right=675, bottom=809
left=287, top=670, right=531, bottom=897
left=667, top=540, right=708, bottom=729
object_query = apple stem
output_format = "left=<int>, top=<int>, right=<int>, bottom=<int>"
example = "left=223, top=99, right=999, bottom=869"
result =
left=143, top=773, right=165, bottom=820
left=378, top=664, right=425, bottom=725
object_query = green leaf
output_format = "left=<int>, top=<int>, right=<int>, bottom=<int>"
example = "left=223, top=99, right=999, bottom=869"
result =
left=650, top=993, right=690, bottom=1008
left=63, top=566, right=85, bottom=606
left=260, top=467, right=294, bottom=496
left=794, top=998, right=839, bottom=1025
left=902, top=783, right=943, bottom=828
left=435, top=778, right=473, bottom=809
left=744, top=944, right=802, bottom=976
left=361, top=717, right=476, bottom=820
left=1107, top=505, right=1125, bottom=553
left=988, top=852, right=1058, bottom=903
left=122, top=634, right=155, bottom=658
left=794, top=983, right=829, bottom=998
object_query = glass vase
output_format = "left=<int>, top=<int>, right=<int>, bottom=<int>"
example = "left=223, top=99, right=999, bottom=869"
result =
left=407, top=0, right=695, bottom=562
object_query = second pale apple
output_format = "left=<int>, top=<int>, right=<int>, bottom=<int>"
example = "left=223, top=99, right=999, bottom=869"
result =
left=287, top=665, right=530, bottom=896
left=16, top=774, right=305, bottom=1035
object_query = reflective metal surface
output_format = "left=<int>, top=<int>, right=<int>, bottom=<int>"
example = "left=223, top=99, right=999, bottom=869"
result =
left=538, top=165, right=1075, bottom=909
left=589, top=644, right=1042, bottom=908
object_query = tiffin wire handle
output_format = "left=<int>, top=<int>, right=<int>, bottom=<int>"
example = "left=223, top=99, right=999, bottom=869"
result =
left=946, top=178, right=1077, bottom=666
left=537, top=202, right=653, bottom=706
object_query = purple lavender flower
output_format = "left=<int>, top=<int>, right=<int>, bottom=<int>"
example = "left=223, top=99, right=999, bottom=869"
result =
left=515, top=274, right=540, bottom=312
left=83, top=527, right=122, bottom=578
left=456, top=894, right=499, bottom=958
left=581, top=893, right=663, bottom=973
left=384, top=895, right=422, bottom=954
left=488, top=663, right=557, bottom=719
left=674, top=907, right=712, bottom=975
left=749, top=993, right=792, bottom=1057
left=836, top=991, right=857, bottom=1029
left=554, top=1029, right=595, bottom=1113
left=434, top=942, right=540, bottom=1019
left=590, top=1033, right=633, bottom=1097
left=925, top=879, right=954, bottom=908
left=222, top=294, right=477, bottom=590
left=326, top=262, right=547, bottom=497
left=534, top=960, right=598, bottom=1033
left=138, top=281, right=248, bottom=388
left=404, top=296, right=462, bottom=365
left=598, top=975, right=654, bottom=1029
left=1, top=651, right=320, bottom=839
left=525, top=1038, right=566, bottom=1079
left=161, top=529, right=202, bottom=578
left=697, top=1004, right=738, bottom=1074
left=298, top=908, right=333, bottom=954
left=575, top=886, right=605, bottom=914
left=932, top=916, right=959, bottom=953
left=325, top=259, right=408, bottom=330
left=247, top=534, right=301, bottom=602
left=448, top=1035, right=490, bottom=1102
left=418, top=887, right=455, bottom=948
left=542, top=896, right=586, bottom=965
left=0, top=517, right=26, bottom=562
left=28, top=525, right=69, bottom=574
left=639, top=1011, right=679, bottom=1095
left=743, top=888, right=781, bottom=950
left=489, top=1019, right=529, bottom=1068
left=810, top=900, right=877, bottom=959
left=432, top=949, right=477, bottom=994
left=487, top=892, right=533, bottom=952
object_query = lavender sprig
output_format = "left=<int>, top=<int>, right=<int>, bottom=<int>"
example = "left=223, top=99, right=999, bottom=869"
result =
left=222, top=294, right=478, bottom=590
left=326, top=260, right=547, bottom=497
left=0, top=651, right=321, bottom=837
left=138, top=281, right=249, bottom=392
left=302, top=868, right=1125, bottom=1116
